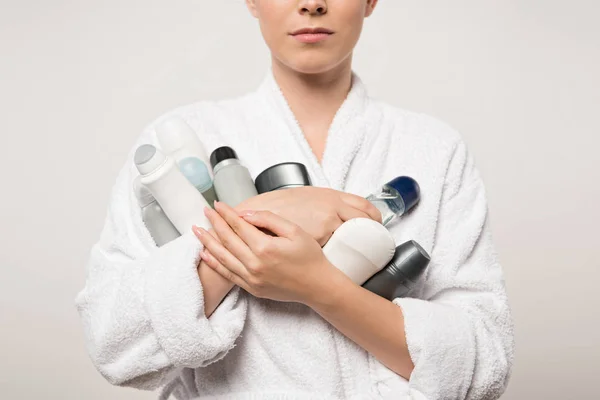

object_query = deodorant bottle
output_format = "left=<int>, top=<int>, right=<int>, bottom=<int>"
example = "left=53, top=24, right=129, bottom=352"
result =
left=155, top=116, right=213, bottom=178
left=362, top=240, right=431, bottom=300
left=210, top=146, right=258, bottom=207
left=179, top=157, right=218, bottom=207
left=133, top=176, right=181, bottom=246
left=322, top=218, right=396, bottom=286
left=366, top=176, right=421, bottom=226
left=134, top=144, right=212, bottom=234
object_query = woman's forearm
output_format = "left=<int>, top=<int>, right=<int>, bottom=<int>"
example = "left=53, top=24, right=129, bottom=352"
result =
left=198, top=260, right=235, bottom=317
left=305, top=264, right=415, bottom=380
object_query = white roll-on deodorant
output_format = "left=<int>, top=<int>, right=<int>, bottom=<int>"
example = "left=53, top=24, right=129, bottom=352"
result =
left=322, top=218, right=396, bottom=286
left=134, top=144, right=212, bottom=234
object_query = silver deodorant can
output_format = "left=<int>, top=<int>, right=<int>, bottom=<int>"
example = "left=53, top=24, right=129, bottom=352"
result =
left=210, top=146, right=258, bottom=207
left=254, top=162, right=312, bottom=193
left=133, top=176, right=181, bottom=246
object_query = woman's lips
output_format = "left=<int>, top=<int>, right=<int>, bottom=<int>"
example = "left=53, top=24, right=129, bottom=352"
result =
left=291, top=32, right=333, bottom=44
left=292, top=28, right=333, bottom=43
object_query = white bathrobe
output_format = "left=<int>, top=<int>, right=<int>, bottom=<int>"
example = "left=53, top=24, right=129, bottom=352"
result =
left=75, top=68, right=514, bottom=400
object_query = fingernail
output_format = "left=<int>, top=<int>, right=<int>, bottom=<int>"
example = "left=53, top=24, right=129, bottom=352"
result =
left=192, top=225, right=201, bottom=235
left=239, top=210, right=255, bottom=217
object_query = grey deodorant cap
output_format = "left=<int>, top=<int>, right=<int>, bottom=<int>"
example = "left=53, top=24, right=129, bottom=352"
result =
left=255, top=162, right=312, bottom=193
left=362, top=240, right=431, bottom=300
left=134, top=144, right=168, bottom=175
left=134, top=144, right=156, bottom=165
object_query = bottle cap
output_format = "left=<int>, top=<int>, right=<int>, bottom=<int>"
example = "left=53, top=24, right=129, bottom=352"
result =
left=132, top=176, right=155, bottom=207
left=134, top=144, right=167, bottom=175
left=155, top=116, right=195, bottom=154
left=255, top=162, right=312, bottom=193
left=210, top=146, right=238, bottom=168
left=387, top=240, right=431, bottom=282
left=179, top=157, right=213, bottom=193
left=386, top=176, right=421, bottom=213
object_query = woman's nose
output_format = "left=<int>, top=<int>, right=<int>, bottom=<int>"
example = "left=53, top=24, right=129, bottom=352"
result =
left=298, top=0, right=328, bottom=16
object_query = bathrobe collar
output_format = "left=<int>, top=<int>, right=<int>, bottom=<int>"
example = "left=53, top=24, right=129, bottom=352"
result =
left=256, top=67, right=370, bottom=191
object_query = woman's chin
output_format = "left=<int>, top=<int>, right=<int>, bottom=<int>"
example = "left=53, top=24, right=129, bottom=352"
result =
left=282, top=57, right=347, bottom=76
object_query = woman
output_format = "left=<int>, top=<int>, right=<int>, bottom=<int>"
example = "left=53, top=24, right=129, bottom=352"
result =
left=76, top=1, right=514, bottom=399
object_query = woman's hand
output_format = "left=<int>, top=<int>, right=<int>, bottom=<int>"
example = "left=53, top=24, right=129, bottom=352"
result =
left=234, top=187, right=381, bottom=246
left=192, top=202, right=415, bottom=379
left=193, top=201, right=338, bottom=304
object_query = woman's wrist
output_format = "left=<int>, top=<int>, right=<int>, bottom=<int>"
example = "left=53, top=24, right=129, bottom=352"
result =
left=198, top=260, right=236, bottom=317
left=302, top=260, right=355, bottom=312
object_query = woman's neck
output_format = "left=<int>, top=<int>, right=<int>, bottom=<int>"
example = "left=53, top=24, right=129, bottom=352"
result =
left=271, top=58, right=353, bottom=162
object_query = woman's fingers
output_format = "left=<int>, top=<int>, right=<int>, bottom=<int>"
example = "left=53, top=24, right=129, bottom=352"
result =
left=241, top=210, right=300, bottom=240
left=192, top=225, right=250, bottom=281
left=340, top=193, right=382, bottom=223
left=199, top=248, right=251, bottom=293
left=214, top=201, right=270, bottom=249
left=207, top=228, right=222, bottom=242
left=203, top=205, right=257, bottom=267
left=337, top=205, right=371, bottom=223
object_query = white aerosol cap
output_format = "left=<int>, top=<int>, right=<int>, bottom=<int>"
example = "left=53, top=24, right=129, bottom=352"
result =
left=155, top=116, right=196, bottom=155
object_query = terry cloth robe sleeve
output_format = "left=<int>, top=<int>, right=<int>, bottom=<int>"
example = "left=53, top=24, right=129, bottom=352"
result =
left=393, top=140, right=514, bottom=400
left=74, top=123, right=247, bottom=390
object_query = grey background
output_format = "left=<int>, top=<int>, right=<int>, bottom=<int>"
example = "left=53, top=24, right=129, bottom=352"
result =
left=1, top=1, right=598, bottom=399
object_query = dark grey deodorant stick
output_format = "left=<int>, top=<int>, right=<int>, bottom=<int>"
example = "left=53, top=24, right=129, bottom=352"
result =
left=362, top=240, right=431, bottom=300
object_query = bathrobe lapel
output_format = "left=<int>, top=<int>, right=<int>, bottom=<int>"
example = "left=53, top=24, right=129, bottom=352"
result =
left=256, top=68, right=370, bottom=191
